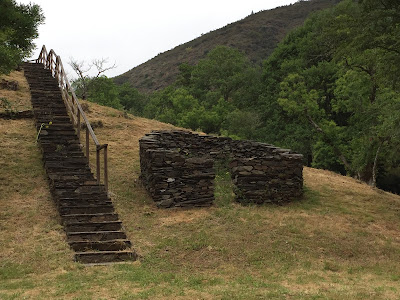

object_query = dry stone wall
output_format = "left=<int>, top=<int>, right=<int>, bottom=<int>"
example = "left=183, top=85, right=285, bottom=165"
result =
left=139, top=130, right=303, bottom=208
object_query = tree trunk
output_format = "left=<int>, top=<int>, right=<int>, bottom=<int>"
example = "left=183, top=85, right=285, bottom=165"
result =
left=371, top=141, right=383, bottom=188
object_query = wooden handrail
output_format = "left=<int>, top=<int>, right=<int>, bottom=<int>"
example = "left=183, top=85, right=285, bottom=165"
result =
left=36, top=45, right=109, bottom=194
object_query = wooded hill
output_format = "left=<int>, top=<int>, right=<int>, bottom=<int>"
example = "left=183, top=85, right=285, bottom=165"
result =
left=114, top=0, right=340, bottom=93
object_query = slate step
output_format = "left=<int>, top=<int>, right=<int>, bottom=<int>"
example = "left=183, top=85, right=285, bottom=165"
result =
left=67, top=231, right=127, bottom=242
left=53, top=190, right=109, bottom=199
left=65, top=221, right=122, bottom=232
left=74, top=250, right=136, bottom=264
left=41, top=143, right=82, bottom=151
left=40, top=141, right=81, bottom=148
left=54, top=193, right=107, bottom=201
left=59, top=205, right=115, bottom=215
left=45, top=164, right=89, bottom=172
left=47, top=174, right=95, bottom=182
left=62, top=213, right=120, bottom=225
left=45, top=156, right=88, bottom=164
left=44, top=155, right=87, bottom=162
left=52, top=184, right=107, bottom=193
left=48, top=174, right=93, bottom=182
left=35, top=116, right=71, bottom=123
left=58, top=200, right=113, bottom=208
left=69, top=239, right=131, bottom=251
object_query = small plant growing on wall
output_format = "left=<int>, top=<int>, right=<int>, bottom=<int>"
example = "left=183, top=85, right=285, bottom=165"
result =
left=36, top=121, right=52, bottom=142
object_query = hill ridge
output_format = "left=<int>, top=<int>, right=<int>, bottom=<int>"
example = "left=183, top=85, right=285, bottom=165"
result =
left=114, top=0, right=340, bottom=93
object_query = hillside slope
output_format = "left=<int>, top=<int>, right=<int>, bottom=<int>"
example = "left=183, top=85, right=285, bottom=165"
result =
left=1, top=70, right=400, bottom=299
left=114, top=0, right=340, bottom=93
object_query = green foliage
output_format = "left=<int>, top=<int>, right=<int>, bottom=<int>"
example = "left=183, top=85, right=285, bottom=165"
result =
left=0, top=0, right=44, bottom=74
left=222, top=109, right=261, bottom=140
left=259, top=0, right=400, bottom=187
left=72, top=76, right=146, bottom=113
left=118, top=82, right=147, bottom=115
left=86, top=76, right=122, bottom=109
left=144, top=46, right=261, bottom=135
left=189, top=46, right=261, bottom=108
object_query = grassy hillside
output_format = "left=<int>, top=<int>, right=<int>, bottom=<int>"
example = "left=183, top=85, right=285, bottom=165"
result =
left=114, top=0, right=340, bottom=93
left=1, top=70, right=400, bottom=299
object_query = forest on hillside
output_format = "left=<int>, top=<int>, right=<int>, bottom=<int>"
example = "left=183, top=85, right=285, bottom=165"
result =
left=114, top=0, right=339, bottom=92
left=73, top=0, right=400, bottom=193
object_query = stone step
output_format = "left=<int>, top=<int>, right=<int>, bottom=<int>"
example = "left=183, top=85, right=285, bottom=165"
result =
left=33, top=109, right=68, bottom=115
left=67, top=231, right=127, bottom=242
left=45, top=165, right=88, bottom=173
left=66, top=221, right=122, bottom=232
left=40, top=131, right=77, bottom=138
left=74, top=250, right=136, bottom=264
left=51, top=182, right=85, bottom=190
left=53, top=189, right=109, bottom=198
left=52, top=188, right=108, bottom=197
left=47, top=173, right=94, bottom=181
left=35, top=116, right=71, bottom=122
left=59, top=205, right=115, bottom=215
left=58, top=200, right=113, bottom=208
left=35, top=112, right=69, bottom=118
left=39, top=133, right=79, bottom=139
left=69, top=239, right=131, bottom=251
left=56, top=196, right=110, bottom=204
left=44, top=151, right=85, bottom=157
left=41, top=126, right=76, bottom=132
left=31, top=98, right=65, bottom=103
left=45, top=156, right=88, bottom=164
left=48, top=173, right=92, bottom=182
left=30, top=87, right=61, bottom=92
left=54, top=183, right=106, bottom=193
left=44, top=154, right=86, bottom=162
left=40, top=141, right=81, bottom=147
left=62, top=213, right=120, bottom=225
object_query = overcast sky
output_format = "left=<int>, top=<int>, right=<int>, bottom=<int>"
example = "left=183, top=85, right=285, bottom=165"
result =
left=19, top=0, right=297, bottom=78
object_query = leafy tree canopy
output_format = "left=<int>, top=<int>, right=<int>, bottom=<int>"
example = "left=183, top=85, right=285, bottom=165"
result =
left=261, top=0, right=400, bottom=186
left=0, top=0, right=44, bottom=74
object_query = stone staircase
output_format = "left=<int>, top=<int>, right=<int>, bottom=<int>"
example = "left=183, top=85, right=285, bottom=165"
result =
left=23, top=62, right=136, bottom=264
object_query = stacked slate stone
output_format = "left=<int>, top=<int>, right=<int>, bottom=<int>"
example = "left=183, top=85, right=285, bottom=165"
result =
left=139, top=134, right=215, bottom=208
left=230, top=155, right=303, bottom=205
left=139, top=130, right=304, bottom=207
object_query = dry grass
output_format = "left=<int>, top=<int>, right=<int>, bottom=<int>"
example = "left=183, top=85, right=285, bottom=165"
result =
left=1, top=70, right=400, bottom=299
left=0, top=70, right=32, bottom=112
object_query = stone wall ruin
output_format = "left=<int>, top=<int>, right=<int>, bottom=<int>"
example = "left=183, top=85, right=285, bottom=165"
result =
left=139, top=130, right=303, bottom=208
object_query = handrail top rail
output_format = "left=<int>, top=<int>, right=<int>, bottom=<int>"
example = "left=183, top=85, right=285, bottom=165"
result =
left=36, top=45, right=101, bottom=147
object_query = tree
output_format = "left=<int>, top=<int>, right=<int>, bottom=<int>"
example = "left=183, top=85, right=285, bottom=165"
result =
left=118, top=83, right=147, bottom=115
left=189, top=46, right=261, bottom=108
left=86, top=77, right=122, bottom=109
left=262, top=0, right=400, bottom=188
left=0, top=0, right=44, bottom=74
left=70, top=58, right=116, bottom=99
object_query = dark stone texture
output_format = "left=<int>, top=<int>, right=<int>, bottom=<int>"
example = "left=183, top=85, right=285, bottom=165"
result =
left=139, top=130, right=303, bottom=207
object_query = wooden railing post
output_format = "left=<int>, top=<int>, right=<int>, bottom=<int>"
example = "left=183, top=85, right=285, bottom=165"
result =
left=96, top=146, right=101, bottom=185
left=104, top=145, right=108, bottom=194
left=86, top=128, right=89, bottom=163
left=77, top=109, right=81, bottom=139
